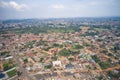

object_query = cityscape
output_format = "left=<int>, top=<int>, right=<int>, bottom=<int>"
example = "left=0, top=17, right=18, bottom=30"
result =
left=0, top=0, right=120, bottom=80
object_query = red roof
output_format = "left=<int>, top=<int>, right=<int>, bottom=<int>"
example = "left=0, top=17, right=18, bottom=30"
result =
left=27, top=53, right=35, bottom=57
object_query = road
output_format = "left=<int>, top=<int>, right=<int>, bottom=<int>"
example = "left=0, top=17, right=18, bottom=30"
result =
left=11, top=50, right=34, bottom=80
left=96, top=65, right=120, bottom=72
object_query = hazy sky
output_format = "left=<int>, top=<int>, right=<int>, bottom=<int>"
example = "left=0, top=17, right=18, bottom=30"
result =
left=0, top=0, right=120, bottom=19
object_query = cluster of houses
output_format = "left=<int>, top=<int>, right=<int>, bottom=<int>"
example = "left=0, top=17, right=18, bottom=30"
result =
left=0, top=25, right=120, bottom=80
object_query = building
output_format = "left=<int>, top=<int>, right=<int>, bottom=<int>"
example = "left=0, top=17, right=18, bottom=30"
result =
left=52, top=61, right=62, bottom=67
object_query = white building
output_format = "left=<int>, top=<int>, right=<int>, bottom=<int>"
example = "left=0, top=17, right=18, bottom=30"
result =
left=4, top=56, right=13, bottom=60
left=52, top=61, right=62, bottom=67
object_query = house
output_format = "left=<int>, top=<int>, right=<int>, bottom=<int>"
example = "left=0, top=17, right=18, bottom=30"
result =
left=26, top=66, right=31, bottom=71
left=65, top=64, right=74, bottom=69
left=27, top=53, right=35, bottom=57
left=49, top=48, right=58, bottom=54
left=28, top=58, right=35, bottom=64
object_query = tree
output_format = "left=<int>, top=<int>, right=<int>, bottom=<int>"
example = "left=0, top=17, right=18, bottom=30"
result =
left=68, top=58, right=74, bottom=61
left=17, top=71, right=22, bottom=76
left=44, top=65, right=52, bottom=69
left=59, top=49, right=70, bottom=57
left=40, top=57, right=44, bottom=62
left=24, top=59, right=28, bottom=63
left=74, top=44, right=84, bottom=49
left=99, top=62, right=111, bottom=69
left=91, top=55, right=100, bottom=63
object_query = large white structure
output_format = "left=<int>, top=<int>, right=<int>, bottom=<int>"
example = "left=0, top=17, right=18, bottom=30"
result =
left=4, top=56, right=13, bottom=60
left=52, top=61, right=62, bottom=67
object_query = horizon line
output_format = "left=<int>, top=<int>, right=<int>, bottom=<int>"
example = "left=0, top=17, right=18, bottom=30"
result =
left=1, top=16, right=120, bottom=21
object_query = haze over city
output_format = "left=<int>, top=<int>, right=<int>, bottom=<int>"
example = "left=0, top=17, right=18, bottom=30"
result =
left=0, top=0, right=120, bottom=80
left=0, top=0, right=120, bottom=19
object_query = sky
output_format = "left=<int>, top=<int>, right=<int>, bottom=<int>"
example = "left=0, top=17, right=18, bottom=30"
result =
left=0, top=0, right=120, bottom=19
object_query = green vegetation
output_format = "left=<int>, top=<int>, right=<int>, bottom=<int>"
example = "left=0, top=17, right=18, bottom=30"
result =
left=0, top=30, right=7, bottom=34
left=7, top=69, right=17, bottom=78
left=40, top=57, right=44, bottom=62
left=52, top=43, right=64, bottom=48
left=0, top=51, right=9, bottom=56
left=25, top=40, right=36, bottom=48
left=114, top=45, right=120, bottom=51
left=17, top=71, right=22, bottom=76
left=3, top=61, right=16, bottom=71
left=97, top=75, right=104, bottom=80
left=44, top=64, right=52, bottom=69
left=1, top=20, right=118, bottom=35
left=52, top=54, right=58, bottom=61
left=107, top=71, right=120, bottom=79
left=36, top=40, right=48, bottom=46
left=91, top=25, right=112, bottom=31
left=99, top=62, right=111, bottom=69
left=11, top=27, right=48, bottom=35
left=43, top=47, right=52, bottom=51
left=92, top=55, right=112, bottom=69
left=23, top=58, right=28, bottom=63
left=73, top=44, right=84, bottom=49
left=48, top=28, right=75, bottom=33
left=59, top=49, right=78, bottom=57
left=59, top=49, right=70, bottom=57
left=68, top=58, right=74, bottom=61
left=82, top=31, right=99, bottom=36
left=108, top=53, right=113, bottom=57
left=94, top=28, right=106, bottom=32
left=101, top=50, right=108, bottom=53
left=53, top=43, right=60, bottom=47
left=91, top=55, right=100, bottom=63
left=11, top=26, right=78, bottom=35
